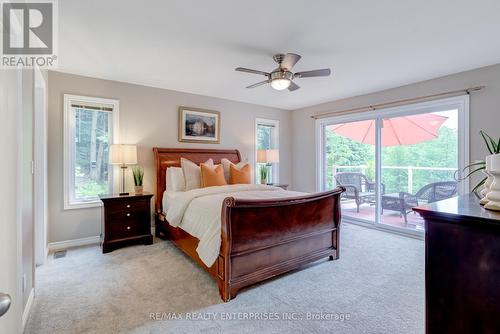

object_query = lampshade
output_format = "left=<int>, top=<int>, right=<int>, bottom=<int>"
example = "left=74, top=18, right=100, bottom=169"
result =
left=109, top=144, right=137, bottom=165
left=257, top=149, right=279, bottom=164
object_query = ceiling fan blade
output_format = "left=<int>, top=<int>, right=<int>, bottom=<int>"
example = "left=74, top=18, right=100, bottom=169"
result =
left=288, top=81, right=300, bottom=91
left=235, top=67, right=269, bottom=76
left=280, top=53, right=301, bottom=70
left=294, top=68, right=331, bottom=78
left=246, top=80, right=270, bottom=89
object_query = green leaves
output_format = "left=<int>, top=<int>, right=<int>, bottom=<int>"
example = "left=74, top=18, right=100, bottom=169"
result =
left=132, top=166, right=144, bottom=186
left=463, top=131, right=499, bottom=192
left=472, top=176, right=487, bottom=194
left=480, top=130, right=500, bottom=154
left=259, top=164, right=268, bottom=180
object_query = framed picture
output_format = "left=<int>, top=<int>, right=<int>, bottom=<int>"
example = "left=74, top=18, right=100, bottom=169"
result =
left=178, top=107, right=220, bottom=143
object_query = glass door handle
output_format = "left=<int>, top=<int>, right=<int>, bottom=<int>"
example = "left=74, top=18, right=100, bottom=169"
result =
left=0, top=293, right=11, bottom=318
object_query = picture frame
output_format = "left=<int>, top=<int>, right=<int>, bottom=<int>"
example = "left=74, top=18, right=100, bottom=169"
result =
left=178, top=107, right=220, bottom=144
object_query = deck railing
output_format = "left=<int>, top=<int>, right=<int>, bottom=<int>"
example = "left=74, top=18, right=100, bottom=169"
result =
left=333, top=165, right=457, bottom=193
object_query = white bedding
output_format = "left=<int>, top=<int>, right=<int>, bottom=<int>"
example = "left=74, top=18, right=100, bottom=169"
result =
left=162, top=191, right=183, bottom=213
left=164, top=184, right=306, bottom=267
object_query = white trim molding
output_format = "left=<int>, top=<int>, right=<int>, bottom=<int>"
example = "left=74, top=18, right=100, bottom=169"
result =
left=316, top=94, right=470, bottom=193
left=63, top=94, right=120, bottom=210
left=255, top=118, right=280, bottom=183
left=34, top=67, right=48, bottom=266
left=315, top=94, right=470, bottom=236
left=48, top=236, right=101, bottom=252
left=22, top=288, right=35, bottom=331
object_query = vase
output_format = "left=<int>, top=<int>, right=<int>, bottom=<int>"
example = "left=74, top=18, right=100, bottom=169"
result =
left=260, top=179, right=267, bottom=185
left=484, top=153, right=500, bottom=211
left=134, top=185, right=143, bottom=194
left=480, top=155, right=494, bottom=205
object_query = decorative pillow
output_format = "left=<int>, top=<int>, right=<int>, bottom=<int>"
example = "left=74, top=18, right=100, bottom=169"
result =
left=200, top=163, right=227, bottom=188
left=229, top=164, right=251, bottom=184
left=181, top=158, right=214, bottom=191
left=166, top=167, right=185, bottom=191
left=221, top=158, right=248, bottom=182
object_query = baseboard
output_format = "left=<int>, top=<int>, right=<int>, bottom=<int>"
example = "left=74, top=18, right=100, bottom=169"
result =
left=22, top=288, right=34, bottom=331
left=343, top=219, right=424, bottom=240
left=48, top=236, right=101, bottom=252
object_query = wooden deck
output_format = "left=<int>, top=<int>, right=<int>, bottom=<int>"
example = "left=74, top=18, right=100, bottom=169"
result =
left=341, top=200, right=424, bottom=231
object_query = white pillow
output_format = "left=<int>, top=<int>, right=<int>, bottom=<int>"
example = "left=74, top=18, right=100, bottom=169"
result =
left=166, top=167, right=185, bottom=192
left=181, top=158, right=214, bottom=191
left=221, top=158, right=248, bottom=182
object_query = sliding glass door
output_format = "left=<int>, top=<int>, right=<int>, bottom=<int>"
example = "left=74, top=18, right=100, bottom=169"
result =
left=317, top=96, right=468, bottom=234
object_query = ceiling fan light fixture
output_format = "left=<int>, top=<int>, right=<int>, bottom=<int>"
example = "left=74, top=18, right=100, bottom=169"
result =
left=271, top=78, right=291, bottom=90
left=235, top=53, right=332, bottom=92
left=270, top=70, right=293, bottom=91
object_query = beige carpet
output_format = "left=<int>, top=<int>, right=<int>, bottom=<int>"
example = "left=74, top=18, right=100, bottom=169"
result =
left=25, top=224, right=424, bottom=334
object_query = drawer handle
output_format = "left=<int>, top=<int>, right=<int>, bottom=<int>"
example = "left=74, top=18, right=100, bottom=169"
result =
left=126, top=213, right=131, bottom=217
left=126, top=226, right=131, bottom=230
left=126, top=205, right=130, bottom=208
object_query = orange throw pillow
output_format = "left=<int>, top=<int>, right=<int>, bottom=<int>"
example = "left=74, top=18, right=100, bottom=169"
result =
left=229, top=164, right=251, bottom=184
left=200, top=163, right=227, bottom=187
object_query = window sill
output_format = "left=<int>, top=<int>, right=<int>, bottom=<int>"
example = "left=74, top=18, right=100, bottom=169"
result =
left=64, top=200, right=103, bottom=211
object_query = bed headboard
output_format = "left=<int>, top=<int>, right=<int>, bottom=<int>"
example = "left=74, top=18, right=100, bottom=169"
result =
left=153, top=148, right=241, bottom=213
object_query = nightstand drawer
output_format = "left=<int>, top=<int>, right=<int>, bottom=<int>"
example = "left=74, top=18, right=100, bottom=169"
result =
left=106, top=209, right=149, bottom=226
left=106, top=221, right=147, bottom=240
left=105, top=199, right=150, bottom=215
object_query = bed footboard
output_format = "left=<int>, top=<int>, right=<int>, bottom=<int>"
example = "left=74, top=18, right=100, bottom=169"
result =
left=218, top=187, right=344, bottom=301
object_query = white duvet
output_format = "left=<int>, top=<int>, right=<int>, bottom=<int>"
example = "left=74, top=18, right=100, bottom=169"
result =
left=164, top=184, right=305, bottom=267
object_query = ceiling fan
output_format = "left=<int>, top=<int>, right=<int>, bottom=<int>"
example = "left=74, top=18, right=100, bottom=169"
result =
left=235, top=53, right=331, bottom=91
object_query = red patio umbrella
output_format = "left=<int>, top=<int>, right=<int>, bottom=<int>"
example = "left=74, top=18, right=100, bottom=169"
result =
left=328, top=113, right=448, bottom=146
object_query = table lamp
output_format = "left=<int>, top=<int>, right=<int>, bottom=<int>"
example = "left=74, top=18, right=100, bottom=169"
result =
left=110, top=144, right=137, bottom=195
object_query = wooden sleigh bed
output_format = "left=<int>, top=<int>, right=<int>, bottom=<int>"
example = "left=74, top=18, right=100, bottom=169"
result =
left=153, top=147, right=344, bottom=301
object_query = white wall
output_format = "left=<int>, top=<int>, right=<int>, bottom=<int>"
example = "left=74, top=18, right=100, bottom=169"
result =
left=47, top=71, right=292, bottom=243
left=0, top=69, right=23, bottom=334
left=292, top=63, right=500, bottom=192
left=21, top=69, right=35, bottom=313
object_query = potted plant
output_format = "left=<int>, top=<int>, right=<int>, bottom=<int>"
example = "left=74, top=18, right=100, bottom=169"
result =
left=259, top=164, right=268, bottom=184
left=132, top=166, right=144, bottom=194
left=458, top=131, right=500, bottom=192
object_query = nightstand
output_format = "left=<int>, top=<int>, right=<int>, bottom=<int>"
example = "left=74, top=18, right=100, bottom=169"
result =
left=267, top=183, right=289, bottom=190
left=99, top=192, right=154, bottom=253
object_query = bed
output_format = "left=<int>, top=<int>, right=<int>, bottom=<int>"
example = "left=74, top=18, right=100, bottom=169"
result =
left=153, top=147, right=345, bottom=301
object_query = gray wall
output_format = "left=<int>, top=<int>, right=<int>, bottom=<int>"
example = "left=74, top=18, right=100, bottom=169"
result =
left=292, top=63, right=500, bottom=192
left=47, top=71, right=292, bottom=243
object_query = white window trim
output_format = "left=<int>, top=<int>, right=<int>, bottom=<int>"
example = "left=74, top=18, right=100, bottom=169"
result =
left=316, top=95, right=469, bottom=195
left=63, top=94, right=120, bottom=210
left=315, top=95, right=470, bottom=238
left=316, top=95, right=469, bottom=238
left=255, top=118, right=280, bottom=184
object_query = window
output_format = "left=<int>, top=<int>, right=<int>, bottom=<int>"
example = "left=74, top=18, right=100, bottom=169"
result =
left=316, top=95, right=469, bottom=235
left=64, top=95, right=119, bottom=209
left=255, top=118, right=279, bottom=184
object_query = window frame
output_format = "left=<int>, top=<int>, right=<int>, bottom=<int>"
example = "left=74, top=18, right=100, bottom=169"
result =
left=63, top=94, right=120, bottom=210
left=315, top=95, right=469, bottom=237
left=255, top=118, right=280, bottom=184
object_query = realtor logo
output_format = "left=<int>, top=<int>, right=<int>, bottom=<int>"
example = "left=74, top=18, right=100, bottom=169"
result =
left=1, top=0, right=58, bottom=68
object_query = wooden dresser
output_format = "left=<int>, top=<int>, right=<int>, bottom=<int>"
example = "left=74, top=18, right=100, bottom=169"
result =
left=99, top=192, right=154, bottom=253
left=414, top=194, right=500, bottom=334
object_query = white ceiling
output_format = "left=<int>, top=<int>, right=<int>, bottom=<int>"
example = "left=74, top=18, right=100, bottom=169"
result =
left=58, top=0, right=500, bottom=110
